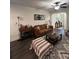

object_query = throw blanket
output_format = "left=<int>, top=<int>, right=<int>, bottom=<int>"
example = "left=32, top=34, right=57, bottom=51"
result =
left=31, top=36, right=53, bottom=59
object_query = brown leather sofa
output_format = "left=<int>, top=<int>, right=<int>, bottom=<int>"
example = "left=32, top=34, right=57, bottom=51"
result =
left=19, top=24, right=53, bottom=38
left=19, top=24, right=33, bottom=39
left=33, top=24, right=53, bottom=37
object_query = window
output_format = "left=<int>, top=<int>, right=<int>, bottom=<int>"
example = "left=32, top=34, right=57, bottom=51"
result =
left=50, top=12, right=67, bottom=29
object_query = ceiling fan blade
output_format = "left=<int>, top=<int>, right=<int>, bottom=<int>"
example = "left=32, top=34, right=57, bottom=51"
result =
left=54, top=1, right=60, bottom=4
left=60, top=5, right=67, bottom=8
left=61, top=3, right=67, bottom=5
left=60, top=2, right=68, bottom=8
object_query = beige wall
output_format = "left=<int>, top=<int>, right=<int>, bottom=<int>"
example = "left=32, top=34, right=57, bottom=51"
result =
left=10, top=3, right=69, bottom=42
left=10, top=4, right=50, bottom=42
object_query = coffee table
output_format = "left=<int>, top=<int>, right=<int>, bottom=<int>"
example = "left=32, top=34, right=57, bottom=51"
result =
left=46, top=31, right=62, bottom=44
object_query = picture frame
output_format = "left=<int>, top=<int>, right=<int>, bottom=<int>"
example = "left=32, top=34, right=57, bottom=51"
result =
left=34, top=14, right=45, bottom=20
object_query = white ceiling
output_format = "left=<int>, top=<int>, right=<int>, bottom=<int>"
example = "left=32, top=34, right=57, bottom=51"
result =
left=11, top=0, right=69, bottom=11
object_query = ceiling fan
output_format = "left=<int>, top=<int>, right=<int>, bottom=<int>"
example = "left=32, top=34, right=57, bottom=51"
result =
left=51, top=1, right=68, bottom=10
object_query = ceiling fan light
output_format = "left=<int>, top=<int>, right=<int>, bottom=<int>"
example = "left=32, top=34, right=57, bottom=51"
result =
left=54, top=6, right=60, bottom=10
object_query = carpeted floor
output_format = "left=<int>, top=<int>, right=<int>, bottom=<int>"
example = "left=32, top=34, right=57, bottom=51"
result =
left=10, top=35, right=69, bottom=59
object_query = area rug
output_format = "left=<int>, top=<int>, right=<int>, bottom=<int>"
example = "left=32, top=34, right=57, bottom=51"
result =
left=43, top=36, right=69, bottom=59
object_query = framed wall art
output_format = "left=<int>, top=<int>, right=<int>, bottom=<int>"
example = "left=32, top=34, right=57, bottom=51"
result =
left=34, top=14, right=45, bottom=20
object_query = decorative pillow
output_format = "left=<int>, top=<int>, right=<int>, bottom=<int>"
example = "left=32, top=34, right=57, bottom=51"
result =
left=37, top=26, right=40, bottom=30
left=47, top=24, right=49, bottom=28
